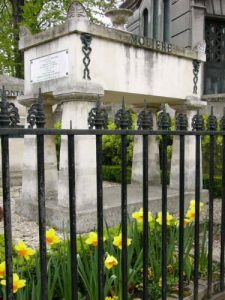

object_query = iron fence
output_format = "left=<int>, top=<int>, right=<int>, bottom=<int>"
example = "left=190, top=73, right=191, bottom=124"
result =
left=0, top=86, right=225, bottom=299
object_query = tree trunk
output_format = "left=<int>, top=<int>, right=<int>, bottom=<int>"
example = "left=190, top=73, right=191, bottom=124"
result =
left=9, top=0, right=25, bottom=78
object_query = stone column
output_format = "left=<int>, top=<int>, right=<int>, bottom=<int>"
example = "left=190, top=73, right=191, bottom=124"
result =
left=170, top=98, right=206, bottom=190
left=56, top=93, right=97, bottom=210
left=17, top=96, right=58, bottom=217
left=132, top=106, right=161, bottom=186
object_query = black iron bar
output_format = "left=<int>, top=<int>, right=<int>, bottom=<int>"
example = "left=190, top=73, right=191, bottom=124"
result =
left=3, top=128, right=225, bottom=137
left=1, top=136, right=13, bottom=300
left=220, top=135, right=225, bottom=291
left=179, top=134, right=185, bottom=300
left=96, top=134, right=104, bottom=300
left=207, top=134, right=214, bottom=297
left=121, top=135, right=128, bottom=300
left=161, top=134, right=168, bottom=300
left=68, top=134, right=78, bottom=300
left=194, top=134, right=201, bottom=300
left=37, top=134, right=47, bottom=300
left=143, top=134, right=149, bottom=300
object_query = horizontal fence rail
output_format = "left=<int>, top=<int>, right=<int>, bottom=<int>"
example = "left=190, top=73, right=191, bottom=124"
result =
left=0, top=87, right=225, bottom=299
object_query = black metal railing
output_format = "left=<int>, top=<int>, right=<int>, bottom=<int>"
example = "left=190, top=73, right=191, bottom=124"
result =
left=1, top=87, right=225, bottom=299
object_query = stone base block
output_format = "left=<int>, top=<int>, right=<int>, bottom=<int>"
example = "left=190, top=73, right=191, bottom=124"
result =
left=16, top=184, right=209, bottom=233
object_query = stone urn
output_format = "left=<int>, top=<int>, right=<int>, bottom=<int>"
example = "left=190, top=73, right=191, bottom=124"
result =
left=105, top=8, right=133, bottom=30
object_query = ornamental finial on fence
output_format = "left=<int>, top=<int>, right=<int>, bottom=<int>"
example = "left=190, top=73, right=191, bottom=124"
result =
left=137, top=100, right=153, bottom=130
left=191, top=109, right=204, bottom=131
left=207, top=107, right=217, bottom=131
left=175, top=108, right=188, bottom=131
left=88, top=96, right=108, bottom=129
left=114, top=97, right=132, bottom=129
left=0, top=86, right=20, bottom=128
left=27, top=88, right=45, bottom=128
left=157, top=104, right=171, bottom=130
left=0, top=86, right=10, bottom=128
left=220, top=108, right=225, bottom=131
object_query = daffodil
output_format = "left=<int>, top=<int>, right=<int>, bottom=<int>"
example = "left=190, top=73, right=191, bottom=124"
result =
left=46, top=229, right=60, bottom=245
left=113, top=234, right=132, bottom=250
left=156, top=212, right=174, bottom=225
left=85, top=232, right=98, bottom=247
left=189, top=200, right=204, bottom=212
left=105, top=296, right=119, bottom=300
left=186, top=200, right=204, bottom=221
left=85, top=232, right=106, bottom=247
left=1, top=273, right=26, bottom=293
left=104, top=255, right=118, bottom=269
left=186, top=208, right=196, bottom=221
left=15, top=241, right=35, bottom=260
left=132, top=208, right=153, bottom=223
left=175, top=218, right=190, bottom=227
left=0, top=262, right=5, bottom=278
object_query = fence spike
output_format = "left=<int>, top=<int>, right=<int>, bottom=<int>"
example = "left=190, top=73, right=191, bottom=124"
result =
left=175, top=111, right=188, bottom=131
left=114, top=98, right=132, bottom=129
left=191, top=109, right=204, bottom=131
left=88, top=97, right=108, bottom=129
left=207, top=106, right=217, bottom=131
left=137, top=101, right=153, bottom=130
left=157, top=104, right=171, bottom=130
left=0, top=86, right=10, bottom=128
left=27, top=88, right=45, bottom=128
left=220, top=108, right=225, bottom=131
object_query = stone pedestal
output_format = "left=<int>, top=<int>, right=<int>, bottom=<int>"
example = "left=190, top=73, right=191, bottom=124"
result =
left=170, top=98, right=205, bottom=190
left=19, top=98, right=58, bottom=207
left=57, top=94, right=97, bottom=210
left=132, top=106, right=161, bottom=185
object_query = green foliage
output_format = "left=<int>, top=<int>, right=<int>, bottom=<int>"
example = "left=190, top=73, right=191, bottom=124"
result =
left=203, top=175, right=222, bottom=198
left=102, top=116, right=135, bottom=167
left=102, top=165, right=132, bottom=183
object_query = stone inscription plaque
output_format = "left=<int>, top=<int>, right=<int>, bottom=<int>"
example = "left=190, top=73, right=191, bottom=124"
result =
left=30, top=50, right=69, bottom=83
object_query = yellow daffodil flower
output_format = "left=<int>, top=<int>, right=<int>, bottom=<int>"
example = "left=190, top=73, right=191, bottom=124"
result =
left=175, top=218, right=190, bottom=227
left=46, top=229, right=60, bottom=245
left=104, top=255, right=118, bottom=269
left=156, top=212, right=174, bottom=225
left=186, top=208, right=195, bottom=221
left=105, top=296, right=119, bottom=300
left=85, top=232, right=106, bottom=247
left=132, top=208, right=153, bottom=223
left=15, top=241, right=35, bottom=260
left=189, top=200, right=204, bottom=212
left=113, top=234, right=132, bottom=250
left=85, top=232, right=98, bottom=246
left=1, top=273, right=26, bottom=293
left=0, top=262, right=5, bottom=278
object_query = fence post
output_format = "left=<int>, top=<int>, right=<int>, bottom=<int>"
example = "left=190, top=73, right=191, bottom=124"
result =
left=0, top=86, right=13, bottom=300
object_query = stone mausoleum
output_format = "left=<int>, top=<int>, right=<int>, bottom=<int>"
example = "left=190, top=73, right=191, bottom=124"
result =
left=122, top=0, right=225, bottom=116
left=9, top=1, right=217, bottom=230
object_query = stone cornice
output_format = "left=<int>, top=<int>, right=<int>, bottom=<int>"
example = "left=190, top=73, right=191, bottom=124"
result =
left=19, top=18, right=205, bottom=62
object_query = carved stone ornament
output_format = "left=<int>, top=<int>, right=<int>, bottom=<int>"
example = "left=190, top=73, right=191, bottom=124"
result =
left=67, top=1, right=88, bottom=19
left=19, top=26, right=32, bottom=37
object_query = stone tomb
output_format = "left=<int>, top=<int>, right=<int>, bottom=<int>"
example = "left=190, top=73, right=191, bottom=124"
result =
left=0, top=75, right=25, bottom=187
left=16, top=2, right=207, bottom=231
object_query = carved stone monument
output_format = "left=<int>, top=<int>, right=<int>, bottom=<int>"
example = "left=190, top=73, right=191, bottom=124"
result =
left=16, top=1, right=207, bottom=230
left=0, top=75, right=25, bottom=186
